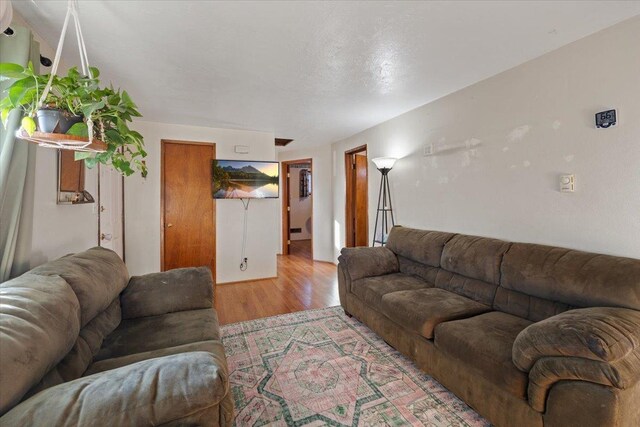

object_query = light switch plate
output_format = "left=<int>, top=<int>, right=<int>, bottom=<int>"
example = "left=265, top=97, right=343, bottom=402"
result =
left=560, top=174, right=575, bottom=192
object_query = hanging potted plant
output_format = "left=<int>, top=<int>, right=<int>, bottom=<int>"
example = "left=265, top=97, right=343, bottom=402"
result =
left=59, top=67, right=147, bottom=177
left=1, top=1, right=147, bottom=177
left=0, top=63, right=147, bottom=177
left=0, top=62, right=80, bottom=135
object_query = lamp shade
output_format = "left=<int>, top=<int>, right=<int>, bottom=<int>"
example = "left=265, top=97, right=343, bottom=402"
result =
left=372, top=157, right=397, bottom=170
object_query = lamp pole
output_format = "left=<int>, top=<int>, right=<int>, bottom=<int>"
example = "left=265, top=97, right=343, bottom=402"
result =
left=371, top=158, right=396, bottom=246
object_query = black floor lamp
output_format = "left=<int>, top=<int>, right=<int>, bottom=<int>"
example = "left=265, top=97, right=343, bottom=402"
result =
left=372, top=157, right=397, bottom=246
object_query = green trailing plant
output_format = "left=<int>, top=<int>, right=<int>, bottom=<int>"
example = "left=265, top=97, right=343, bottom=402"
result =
left=0, top=62, right=56, bottom=135
left=0, top=62, right=147, bottom=177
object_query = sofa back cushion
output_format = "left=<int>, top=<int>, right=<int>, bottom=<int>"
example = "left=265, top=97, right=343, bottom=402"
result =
left=493, top=287, right=573, bottom=322
left=437, top=234, right=511, bottom=305
left=30, top=247, right=129, bottom=327
left=24, top=297, right=122, bottom=398
left=386, top=226, right=455, bottom=283
left=501, top=243, right=640, bottom=310
left=386, top=226, right=455, bottom=267
left=0, top=274, right=81, bottom=415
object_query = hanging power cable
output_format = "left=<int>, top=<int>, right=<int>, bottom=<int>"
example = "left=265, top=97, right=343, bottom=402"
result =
left=239, top=198, right=250, bottom=271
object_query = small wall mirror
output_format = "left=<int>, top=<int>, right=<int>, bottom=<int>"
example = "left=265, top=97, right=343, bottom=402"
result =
left=299, top=168, right=311, bottom=198
left=57, top=150, right=94, bottom=204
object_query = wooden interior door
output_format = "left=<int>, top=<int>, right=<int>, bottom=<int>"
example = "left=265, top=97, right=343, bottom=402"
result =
left=345, top=146, right=368, bottom=247
left=161, top=141, right=216, bottom=275
left=285, top=164, right=291, bottom=254
left=354, top=155, right=368, bottom=246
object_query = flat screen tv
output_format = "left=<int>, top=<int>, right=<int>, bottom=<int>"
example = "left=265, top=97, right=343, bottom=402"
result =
left=212, top=160, right=279, bottom=199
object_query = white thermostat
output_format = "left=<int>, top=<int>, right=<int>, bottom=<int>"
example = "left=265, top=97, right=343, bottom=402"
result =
left=234, top=145, right=250, bottom=154
left=560, top=174, right=575, bottom=192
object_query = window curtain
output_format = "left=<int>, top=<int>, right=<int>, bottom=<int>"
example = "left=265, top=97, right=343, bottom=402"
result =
left=0, top=26, right=39, bottom=281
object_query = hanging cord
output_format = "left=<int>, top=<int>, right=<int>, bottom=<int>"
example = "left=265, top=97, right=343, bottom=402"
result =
left=37, top=0, right=94, bottom=147
left=239, top=198, right=250, bottom=271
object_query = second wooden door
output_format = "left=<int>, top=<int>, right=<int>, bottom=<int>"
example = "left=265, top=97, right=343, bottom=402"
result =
left=354, top=154, right=368, bottom=246
left=345, top=146, right=368, bottom=247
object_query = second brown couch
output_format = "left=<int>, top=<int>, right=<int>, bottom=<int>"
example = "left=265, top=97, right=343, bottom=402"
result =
left=338, top=225, right=640, bottom=427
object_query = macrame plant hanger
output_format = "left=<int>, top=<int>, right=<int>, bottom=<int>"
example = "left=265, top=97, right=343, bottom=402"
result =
left=18, top=0, right=106, bottom=152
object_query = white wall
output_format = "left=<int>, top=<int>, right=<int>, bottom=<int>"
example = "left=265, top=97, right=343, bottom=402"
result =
left=125, top=121, right=278, bottom=283
left=289, top=165, right=312, bottom=240
left=331, top=17, right=640, bottom=261
left=14, top=11, right=278, bottom=281
left=9, top=12, right=101, bottom=268
left=20, top=13, right=640, bottom=273
left=278, top=145, right=334, bottom=262
left=29, top=149, right=100, bottom=267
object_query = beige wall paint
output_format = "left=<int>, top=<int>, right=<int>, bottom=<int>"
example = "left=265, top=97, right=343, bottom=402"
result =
left=331, top=16, right=640, bottom=261
left=125, top=121, right=278, bottom=283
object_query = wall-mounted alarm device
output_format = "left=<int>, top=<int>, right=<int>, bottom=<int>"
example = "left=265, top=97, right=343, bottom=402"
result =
left=560, top=174, right=575, bottom=193
left=595, top=109, right=616, bottom=129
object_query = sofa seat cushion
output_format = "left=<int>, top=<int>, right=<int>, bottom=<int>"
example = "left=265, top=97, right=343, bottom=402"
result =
left=434, top=311, right=532, bottom=399
left=95, top=309, right=221, bottom=361
left=85, top=340, right=226, bottom=376
left=380, top=288, right=491, bottom=339
left=0, top=352, right=230, bottom=427
left=351, top=273, right=430, bottom=307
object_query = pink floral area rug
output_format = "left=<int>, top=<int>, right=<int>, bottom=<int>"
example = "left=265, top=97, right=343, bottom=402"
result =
left=221, top=306, right=490, bottom=427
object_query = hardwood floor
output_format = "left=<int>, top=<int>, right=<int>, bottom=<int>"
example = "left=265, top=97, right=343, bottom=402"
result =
left=289, top=239, right=312, bottom=259
left=214, top=252, right=338, bottom=325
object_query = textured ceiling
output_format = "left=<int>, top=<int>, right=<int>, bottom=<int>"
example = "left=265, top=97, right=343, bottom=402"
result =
left=12, top=1, right=640, bottom=150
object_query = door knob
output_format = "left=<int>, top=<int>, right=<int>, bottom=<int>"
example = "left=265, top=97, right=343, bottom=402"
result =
left=101, top=233, right=112, bottom=241
left=166, top=223, right=173, bottom=228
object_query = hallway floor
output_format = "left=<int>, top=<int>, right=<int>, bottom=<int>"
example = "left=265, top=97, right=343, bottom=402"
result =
left=214, top=250, right=338, bottom=325
left=289, top=239, right=312, bottom=259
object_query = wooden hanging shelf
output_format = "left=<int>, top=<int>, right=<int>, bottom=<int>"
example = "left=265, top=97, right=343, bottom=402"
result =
left=16, top=129, right=108, bottom=153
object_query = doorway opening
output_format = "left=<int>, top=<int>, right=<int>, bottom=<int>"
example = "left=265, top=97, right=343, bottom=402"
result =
left=345, top=145, right=368, bottom=247
left=161, top=140, right=216, bottom=277
left=282, top=159, right=313, bottom=259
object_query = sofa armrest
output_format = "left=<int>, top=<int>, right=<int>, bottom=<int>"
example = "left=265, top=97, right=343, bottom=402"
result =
left=512, top=307, right=640, bottom=371
left=338, top=247, right=399, bottom=282
left=527, top=354, right=640, bottom=412
left=121, top=267, right=214, bottom=319
left=0, top=352, right=230, bottom=426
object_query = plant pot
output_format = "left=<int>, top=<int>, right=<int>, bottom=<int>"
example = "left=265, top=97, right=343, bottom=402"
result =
left=59, top=111, right=83, bottom=133
left=35, top=108, right=83, bottom=133
left=36, top=108, right=62, bottom=133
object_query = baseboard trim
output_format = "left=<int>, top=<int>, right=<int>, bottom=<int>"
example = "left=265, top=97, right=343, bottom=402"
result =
left=217, top=276, right=278, bottom=286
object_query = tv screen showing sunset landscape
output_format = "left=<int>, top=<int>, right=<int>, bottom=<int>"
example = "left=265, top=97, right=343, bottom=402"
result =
left=212, top=160, right=279, bottom=199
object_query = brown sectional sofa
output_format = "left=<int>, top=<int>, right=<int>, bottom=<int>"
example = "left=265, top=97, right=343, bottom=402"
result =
left=0, top=247, right=233, bottom=426
left=338, top=225, right=640, bottom=427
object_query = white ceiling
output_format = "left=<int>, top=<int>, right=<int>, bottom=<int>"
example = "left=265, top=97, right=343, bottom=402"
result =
left=12, top=1, right=640, bottom=151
